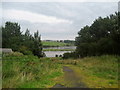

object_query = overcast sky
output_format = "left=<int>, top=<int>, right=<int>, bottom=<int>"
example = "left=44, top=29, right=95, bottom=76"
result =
left=1, top=1, right=119, bottom=40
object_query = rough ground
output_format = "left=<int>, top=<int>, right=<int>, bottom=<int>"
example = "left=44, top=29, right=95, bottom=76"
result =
left=52, top=66, right=88, bottom=88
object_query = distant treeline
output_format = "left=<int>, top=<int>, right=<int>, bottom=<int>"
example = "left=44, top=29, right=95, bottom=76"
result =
left=64, top=40, right=75, bottom=45
left=2, top=22, right=44, bottom=57
left=43, top=40, right=75, bottom=44
left=63, top=12, right=120, bottom=58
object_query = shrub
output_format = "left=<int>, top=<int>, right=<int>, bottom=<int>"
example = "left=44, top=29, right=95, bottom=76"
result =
left=19, top=46, right=33, bottom=55
left=3, top=52, right=23, bottom=57
left=62, top=52, right=78, bottom=59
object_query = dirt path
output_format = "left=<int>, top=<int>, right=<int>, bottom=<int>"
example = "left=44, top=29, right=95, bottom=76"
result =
left=52, top=66, right=88, bottom=88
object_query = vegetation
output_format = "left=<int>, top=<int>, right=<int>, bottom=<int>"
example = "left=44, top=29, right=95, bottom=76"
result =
left=63, top=40, right=75, bottom=45
left=42, top=40, right=75, bottom=47
left=63, top=12, right=120, bottom=58
left=62, top=52, right=78, bottom=59
left=42, top=41, right=72, bottom=47
left=2, top=52, right=119, bottom=88
left=2, top=11, right=119, bottom=88
left=2, top=22, right=43, bottom=57
left=57, top=55, right=119, bottom=88
left=75, top=12, right=120, bottom=57
left=43, top=49, right=75, bottom=51
left=2, top=53, right=63, bottom=88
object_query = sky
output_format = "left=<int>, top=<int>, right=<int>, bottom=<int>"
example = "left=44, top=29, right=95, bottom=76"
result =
left=1, top=0, right=119, bottom=40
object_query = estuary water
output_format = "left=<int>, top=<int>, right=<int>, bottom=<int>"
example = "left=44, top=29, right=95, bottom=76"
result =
left=43, top=46, right=76, bottom=57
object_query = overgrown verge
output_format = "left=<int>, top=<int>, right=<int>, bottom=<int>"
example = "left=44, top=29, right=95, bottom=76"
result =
left=2, top=54, right=119, bottom=88
left=58, top=55, right=119, bottom=88
left=2, top=53, right=63, bottom=88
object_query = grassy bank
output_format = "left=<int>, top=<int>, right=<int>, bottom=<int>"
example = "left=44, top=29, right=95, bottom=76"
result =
left=42, top=41, right=72, bottom=47
left=2, top=54, right=119, bottom=88
left=57, top=55, right=119, bottom=88
left=2, top=53, right=63, bottom=88
left=43, top=49, right=74, bottom=51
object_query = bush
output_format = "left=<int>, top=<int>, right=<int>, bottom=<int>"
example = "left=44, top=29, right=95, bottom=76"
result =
left=19, top=46, right=33, bottom=55
left=3, top=52, right=23, bottom=57
left=62, top=52, right=78, bottom=59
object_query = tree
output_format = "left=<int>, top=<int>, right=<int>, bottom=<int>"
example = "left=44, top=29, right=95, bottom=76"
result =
left=2, top=22, right=44, bottom=57
left=2, top=22, right=21, bottom=50
left=75, top=12, right=120, bottom=58
left=33, top=30, right=43, bottom=57
left=25, top=28, right=30, bottom=37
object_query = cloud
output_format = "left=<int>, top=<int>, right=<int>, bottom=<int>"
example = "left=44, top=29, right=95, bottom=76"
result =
left=2, top=2, right=118, bottom=40
left=2, top=0, right=119, bottom=2
left=3, top=9, right=73, bottom=24
left=118, top=1, right=120, bottom=12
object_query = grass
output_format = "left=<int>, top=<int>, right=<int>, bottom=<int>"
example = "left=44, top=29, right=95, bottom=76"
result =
left=42, top=41, right=72, bottom=47
left=43, top=49, right=75, bottom=51
left=2, top=53, right=119, bottom=88
left=2, top=54, right=63, bottom=88
left=57, top=55, right=119, bottom=88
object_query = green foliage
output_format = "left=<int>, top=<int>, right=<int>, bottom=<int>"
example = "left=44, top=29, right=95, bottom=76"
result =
left=63, top=40, right=75, bottom=45
left=2, top=55, right=63, bottom=88
left=2, top=22, right=43, bottom=57
left=2, top=22, right=21, bottom=50
left=42, top=41, right=71, bottom=47
left=75, top=12, right=120, bottom=57
left=43, top=48, right=74, bottom=51
left=3, top=52, right=23, bottom=57
left=63, top=52, right=78, bottom=59
left=58, top=55, right=119, bottom=88
left=18, top=46, right=32, bottom=55
left=77, top=55, right=119, bottom=80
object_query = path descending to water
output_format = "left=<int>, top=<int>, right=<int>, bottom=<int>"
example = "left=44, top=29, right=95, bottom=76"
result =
left=52, top=66, right=89, bottom=89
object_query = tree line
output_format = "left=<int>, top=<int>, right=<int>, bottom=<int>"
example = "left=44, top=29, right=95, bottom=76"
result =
left=2, top=22, right=44, bottom=57
left=2, top=12, right=120, bottom=58
left=63, top=12, right=120, bottom=58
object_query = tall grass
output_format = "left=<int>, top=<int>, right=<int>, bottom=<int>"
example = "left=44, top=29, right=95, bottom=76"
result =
left=58, top=55, right=119, bottom=88
left=78, top=55, right=118, bottom=80
left=2, top=54, right=119, bottom=88
left=2, top=54, right=63, bottom=88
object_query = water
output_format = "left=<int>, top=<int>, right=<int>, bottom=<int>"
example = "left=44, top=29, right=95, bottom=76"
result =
left=43, top=46, right=76, bottom=50
left=44, top=51, right=72, bottom=57
left=43, top=46, right=76, bottom=57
